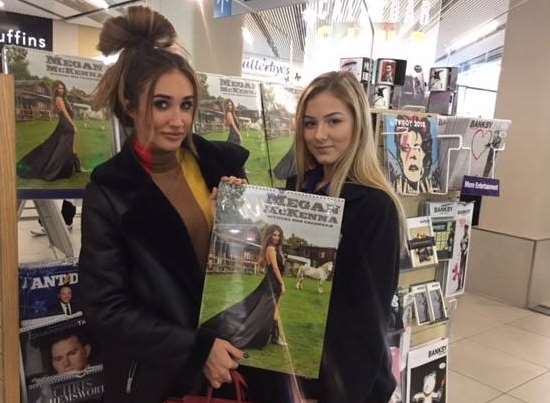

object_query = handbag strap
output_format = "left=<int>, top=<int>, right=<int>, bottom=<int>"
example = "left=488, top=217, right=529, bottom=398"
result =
left=206, top=370, right=247, bottom=403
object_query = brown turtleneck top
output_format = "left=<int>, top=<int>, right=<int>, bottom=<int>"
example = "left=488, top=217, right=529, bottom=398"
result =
left=134, top=141, right=211, bottom=270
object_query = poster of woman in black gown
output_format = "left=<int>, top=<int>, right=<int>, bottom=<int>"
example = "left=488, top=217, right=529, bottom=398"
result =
left=17, top=80, right=81, bottom=181
left=201, top=225, right=287, bottom=349
left=224, top=99, right=242, bottom=145
left=3, top=45, right=115, bottom=196
left=199, top=183, right=344, bottom=377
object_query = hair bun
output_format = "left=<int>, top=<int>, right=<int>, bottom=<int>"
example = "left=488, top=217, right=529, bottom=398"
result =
left=97, top=5, right=176, bottom=55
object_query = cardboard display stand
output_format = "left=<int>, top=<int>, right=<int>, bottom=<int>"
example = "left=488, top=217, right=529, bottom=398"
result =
left=0, top=74, right=21, bottom=403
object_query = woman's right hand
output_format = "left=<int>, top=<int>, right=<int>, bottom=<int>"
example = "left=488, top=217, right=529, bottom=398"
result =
left=203, top=338, right=245, bottom=389
left=281, top=283, right=286, bottom=294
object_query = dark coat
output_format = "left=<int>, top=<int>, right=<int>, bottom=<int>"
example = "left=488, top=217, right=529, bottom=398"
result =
left=79, top=135, right=248, bottom=403
left=287, top=177, right=401, bottom=403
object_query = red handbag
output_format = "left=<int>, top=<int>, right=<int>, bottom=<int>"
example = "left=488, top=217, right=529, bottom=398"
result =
left=166, top=371, right=251, bottom=403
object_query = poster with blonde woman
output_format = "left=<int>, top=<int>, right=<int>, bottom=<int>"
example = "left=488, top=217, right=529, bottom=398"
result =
left=200, top=182, right=344, bottom=378
left=196, top=73, right=271, bottom=186
left=2, top=45, right=115, bottom=197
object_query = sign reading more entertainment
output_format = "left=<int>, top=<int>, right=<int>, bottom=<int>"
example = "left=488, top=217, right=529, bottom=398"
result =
left=0, top=11, right=53, bottom=51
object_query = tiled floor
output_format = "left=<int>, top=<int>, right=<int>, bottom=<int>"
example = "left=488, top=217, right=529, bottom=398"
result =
left=448, top=293, right=550, bottom=403
left=17, top=204, right=550, bottom=403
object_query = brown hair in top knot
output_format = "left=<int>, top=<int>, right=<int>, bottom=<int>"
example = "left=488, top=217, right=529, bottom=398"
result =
left=97, top=5, right=176, bottom=56
left=94, top=6, right=198, bottom=154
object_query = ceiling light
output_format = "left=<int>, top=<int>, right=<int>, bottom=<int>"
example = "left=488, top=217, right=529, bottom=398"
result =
left=242, top=27, right=253, bottom=45
left=0, top=1, right=5, bottom=8
left=86, top=0, right=109, bottom=9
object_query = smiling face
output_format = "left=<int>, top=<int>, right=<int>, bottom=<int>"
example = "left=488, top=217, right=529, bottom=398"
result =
left=399, top=130, right=426, bottom=183
left=56, top=84, right=65, bottom=96
left=303, top=91, right=354, bottom=170
left=131, top=69, right=195, bottom=153
left=58, top=286, right=72, bottom=304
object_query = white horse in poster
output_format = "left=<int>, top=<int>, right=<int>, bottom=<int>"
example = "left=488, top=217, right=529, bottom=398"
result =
left=295, top=261, right=333, bottom=293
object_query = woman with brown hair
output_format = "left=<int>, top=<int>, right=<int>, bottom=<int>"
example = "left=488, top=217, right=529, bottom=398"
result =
left=17, top=80, right=81, bottom=179
left=288, top=71, right=405, bottom=403
left=224, top=98, right=242, bottom=145
left=79, top=6, right=248, bottom=403
left=201, top=224, right=288, bottom=348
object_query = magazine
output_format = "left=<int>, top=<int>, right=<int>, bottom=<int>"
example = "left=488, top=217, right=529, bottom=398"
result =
left=406, top=217, right=438, bottom=268
left=445, top=203, right=475, bottom=297
left=20, top=259, right=81, bottom=328
left=384, top=113, right=441, bottom=196
left=199, top=182, right=345, bottom=378
left=20, top=315, right=104, bottom=403
left=427, top=282, right=448, bottom=323
left=407, top=338, right=448, bottom=403
left=425, top=202, right=458, bottom=261
left=411, top=284, right=432, bottom=326
left=2, top=45, right=115, bottom=197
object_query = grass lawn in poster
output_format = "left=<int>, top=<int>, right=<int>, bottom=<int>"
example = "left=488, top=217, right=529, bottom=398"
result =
left=3, top=45, right=115, bottom=198
left=199, top=183, right=344, bottom=378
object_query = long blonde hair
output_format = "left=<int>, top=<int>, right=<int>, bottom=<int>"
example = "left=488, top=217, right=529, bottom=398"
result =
left=294, top=71, right=406, bottom=242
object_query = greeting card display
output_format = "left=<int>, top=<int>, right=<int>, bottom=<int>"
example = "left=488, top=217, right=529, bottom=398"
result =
left=199, top=183, right=344, bottom=378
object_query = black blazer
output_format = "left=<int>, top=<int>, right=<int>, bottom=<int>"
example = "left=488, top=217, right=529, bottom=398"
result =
left=79, top=136, right=248, bottom=403
left=287, top=178, right=400, bottom=403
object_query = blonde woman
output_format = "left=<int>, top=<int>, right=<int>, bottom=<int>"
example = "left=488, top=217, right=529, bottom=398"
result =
left=288, top=71, right=405, bottom=403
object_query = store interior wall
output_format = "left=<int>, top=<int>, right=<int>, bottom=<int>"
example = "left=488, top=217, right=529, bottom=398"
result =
left=468, top=0, right=550, bottom=307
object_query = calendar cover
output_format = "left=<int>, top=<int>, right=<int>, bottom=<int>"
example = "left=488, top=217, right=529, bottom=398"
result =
left=384, top=113, right=441, bottom=196
left=199, top=182, right=344, bottom=378
left=19, top=259, right=81, bottom=328
left=407, top=338, right=448, bottom=403
left=196, top=73, right=271, bottom=186
left=261, top=83, right=302, bottom=187
left=2, top=45, right=115, bottom=198
left=20, top=315, right=104, bottom=403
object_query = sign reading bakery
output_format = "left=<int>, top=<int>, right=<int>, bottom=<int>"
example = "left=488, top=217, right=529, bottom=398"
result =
left=0, top=11, right=53, bottom=51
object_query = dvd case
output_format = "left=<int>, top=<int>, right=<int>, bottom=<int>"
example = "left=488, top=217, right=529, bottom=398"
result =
left=20, top=259, right=81, bottom=328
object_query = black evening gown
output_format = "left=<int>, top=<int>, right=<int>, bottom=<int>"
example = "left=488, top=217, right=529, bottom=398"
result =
left=202, top=253, right=284, bottom=349
left=17, top=108, right=77, bottom=181
left=227, top=117, right=241, bottom=145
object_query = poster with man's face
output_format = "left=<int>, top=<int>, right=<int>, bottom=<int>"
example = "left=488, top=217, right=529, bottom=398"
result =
left=377, top=59, right=396, bottom=85
left=384, top=114, right=441, bottom=195
left=20, top=315, right=104, bottom=403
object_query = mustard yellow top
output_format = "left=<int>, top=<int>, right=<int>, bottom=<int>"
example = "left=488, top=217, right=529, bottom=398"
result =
left=177, top=148, right=214, bottom=230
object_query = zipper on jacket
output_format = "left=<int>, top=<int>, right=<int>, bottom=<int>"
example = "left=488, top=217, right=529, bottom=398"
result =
left=126, top=361, right=138, bottom=395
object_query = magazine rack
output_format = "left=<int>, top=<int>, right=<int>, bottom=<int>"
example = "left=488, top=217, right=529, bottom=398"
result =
left=0, top=74, right=21, bottom=403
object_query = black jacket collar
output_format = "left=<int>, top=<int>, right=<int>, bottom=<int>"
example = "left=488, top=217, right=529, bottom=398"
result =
left=91, top=134, right=248, bottom=192
left=287, top=174, right=369, bottom=202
